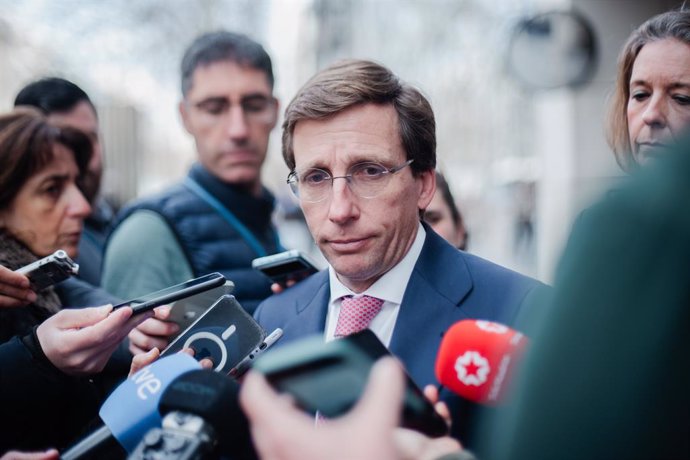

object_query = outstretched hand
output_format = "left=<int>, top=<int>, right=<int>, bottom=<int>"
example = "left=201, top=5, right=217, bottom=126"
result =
left=37, top=304, right=152, bottom=376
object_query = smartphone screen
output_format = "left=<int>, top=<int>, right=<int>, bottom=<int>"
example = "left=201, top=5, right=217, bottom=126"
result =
left=113, top=272, right=226, bottom=314
left=161, top=295, right=267, bottom=375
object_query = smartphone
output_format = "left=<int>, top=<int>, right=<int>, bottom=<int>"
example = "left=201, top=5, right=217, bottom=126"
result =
left=228, top=328, right=284, bottom=379
left=160, top=295, right=269, bottom=375
left=112, top=272, right=226, bottom=315
left=252, top=249, right=319, bottom=285
left=167, top=281, right=235, bottom=334
left=15, top=249, right=79, bottom=291
left=253, top=329, right=449, bottom=438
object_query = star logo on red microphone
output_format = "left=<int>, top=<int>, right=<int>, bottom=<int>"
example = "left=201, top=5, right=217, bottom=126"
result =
left=455, top=351, right=490, bottom=386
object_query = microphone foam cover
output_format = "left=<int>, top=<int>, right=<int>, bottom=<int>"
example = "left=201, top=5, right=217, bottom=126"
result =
left=159, top=369, right=256, bottom=458
left=435, top=320, right=527, bottom=405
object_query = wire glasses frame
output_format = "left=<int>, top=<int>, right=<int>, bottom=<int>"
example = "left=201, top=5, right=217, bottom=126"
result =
left=287, top=159, right=414, bottom=203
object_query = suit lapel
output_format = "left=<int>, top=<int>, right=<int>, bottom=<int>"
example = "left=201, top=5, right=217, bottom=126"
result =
left=280, top=271, right=330, bottom=344
left=390, top=228, right=474, bottom=386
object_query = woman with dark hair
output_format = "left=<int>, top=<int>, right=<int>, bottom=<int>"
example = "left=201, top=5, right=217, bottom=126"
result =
left=0, top=108, right=93, bottom=340
left=606, top=9, right=690, bottom=170
left=0, top=108, right=148, bottom=452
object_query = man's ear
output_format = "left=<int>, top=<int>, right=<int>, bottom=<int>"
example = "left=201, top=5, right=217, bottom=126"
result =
left=179, top=100, right=193, bottom=134
left=417, top=168, right=437, bottom=212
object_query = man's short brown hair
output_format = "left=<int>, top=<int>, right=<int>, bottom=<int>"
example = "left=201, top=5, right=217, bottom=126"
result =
left=282, top=59, right=436, bottom=175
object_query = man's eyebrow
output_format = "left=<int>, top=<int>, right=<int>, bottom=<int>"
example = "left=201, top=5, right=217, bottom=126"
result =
left=241, top=93, right=272, bottom=101
left=296, top=161, right=328, bottom=172
left=669, top=82, right=690, bottom=90
left=194, top=93, right=272, bottom=104
left=194, top=96, right=228, bottom=106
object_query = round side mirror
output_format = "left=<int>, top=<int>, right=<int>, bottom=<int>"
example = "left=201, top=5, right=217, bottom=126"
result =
left=507, top=10, right=597, bottom=90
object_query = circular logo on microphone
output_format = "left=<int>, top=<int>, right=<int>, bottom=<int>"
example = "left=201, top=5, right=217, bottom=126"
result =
left=475, top=320, right=509, bottom=334
left=455, top=351, right=491, bottom=386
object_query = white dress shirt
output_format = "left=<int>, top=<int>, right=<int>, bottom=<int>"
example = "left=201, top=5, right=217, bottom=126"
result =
left=324, top=222, right=426, bottom=346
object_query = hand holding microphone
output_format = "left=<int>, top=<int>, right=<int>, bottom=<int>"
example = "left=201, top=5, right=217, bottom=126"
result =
left=435, top=320, right=529, bottom=405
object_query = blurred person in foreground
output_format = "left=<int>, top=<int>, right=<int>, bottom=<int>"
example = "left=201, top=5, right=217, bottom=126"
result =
left=103, top=31, right=283, bottom=356
left=477, top=11, right=690, bottom=459
left=0, top=108, right=148, bottom=451
left=481, top=138, right=690, bottom=460
left=14, top=77, right=113, bottom=287
left=253, top=59, right=544, bottom=446
left=423, top=171, right=468, bottom=251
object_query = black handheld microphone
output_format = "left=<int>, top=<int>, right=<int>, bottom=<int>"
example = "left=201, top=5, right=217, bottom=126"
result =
left=128, top=369, right=257, bottom=460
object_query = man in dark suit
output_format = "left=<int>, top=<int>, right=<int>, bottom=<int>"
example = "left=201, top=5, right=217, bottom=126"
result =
left=253, top=59, right=543, bottom=444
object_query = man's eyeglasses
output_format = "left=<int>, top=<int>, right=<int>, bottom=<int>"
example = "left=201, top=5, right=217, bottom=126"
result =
left=287, top=159, right=414, bottom=203
left=191, top=94, right=276, bottom=125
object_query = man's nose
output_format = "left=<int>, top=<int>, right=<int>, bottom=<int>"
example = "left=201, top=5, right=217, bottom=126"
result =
left=327, top=178, right=359, bottom=224
left=225, top=105, right=250, bottom=139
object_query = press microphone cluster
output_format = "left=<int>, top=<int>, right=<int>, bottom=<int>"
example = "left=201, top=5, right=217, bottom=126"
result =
left=129, top=369, right=254, bottom=460
left=61, top=353, right=201, bottom=460
left=435, top=319, right=528, bottom=405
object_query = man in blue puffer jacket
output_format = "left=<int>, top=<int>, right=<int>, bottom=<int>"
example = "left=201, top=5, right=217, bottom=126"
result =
left=102, top=31, right=282, bottom=355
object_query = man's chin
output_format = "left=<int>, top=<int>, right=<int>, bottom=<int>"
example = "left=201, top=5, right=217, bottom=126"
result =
left=213, top=168, right=261, bottom=188
left=328, top=258, right=378, bottom=283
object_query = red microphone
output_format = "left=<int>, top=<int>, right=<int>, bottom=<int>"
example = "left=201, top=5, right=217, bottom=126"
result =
left=435, top=319, right=528, bottom=405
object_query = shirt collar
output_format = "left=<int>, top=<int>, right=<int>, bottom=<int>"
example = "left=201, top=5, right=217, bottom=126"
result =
left=328, top=222, right=426, bottom=305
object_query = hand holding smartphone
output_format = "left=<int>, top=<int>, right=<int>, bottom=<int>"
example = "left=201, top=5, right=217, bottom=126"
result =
left=112, top=272, right=226, bottom=315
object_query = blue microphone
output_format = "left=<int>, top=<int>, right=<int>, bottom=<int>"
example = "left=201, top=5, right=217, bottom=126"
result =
left=61, top=353, right=200, bottom=459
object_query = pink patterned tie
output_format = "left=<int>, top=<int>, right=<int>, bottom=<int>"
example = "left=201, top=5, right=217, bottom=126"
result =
left=334, top=295, right=384, bottom=338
